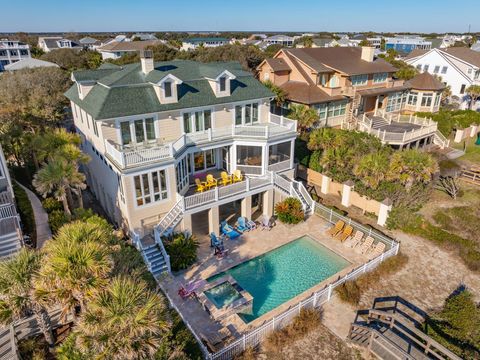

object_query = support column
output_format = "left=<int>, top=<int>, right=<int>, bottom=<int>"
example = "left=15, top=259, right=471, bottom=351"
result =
left=321, top=175, right=331, bottom=195
left=262, top=189, right=274, bottom=217
left=241, top=195, right=252, bottom=219
left=374, top=96, right=380, bottom=115
left=454, top=129, right=464, bottom=143
left=208, top=206, right=220, bottom=235
left=341, top=180, right=354, bottom=208
left=377, top=198, right=393, bottom=227
left=181, top=213, right=192, bottom=232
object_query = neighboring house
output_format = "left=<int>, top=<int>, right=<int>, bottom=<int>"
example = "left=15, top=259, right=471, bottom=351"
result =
left=328, top=38, right=359, bottom=47
left=97, top=39, right=163, bottom=60
left=0, top=39, right=31, bottom=71
left=367, top=37, right=383, bottom=49
left=65, top=52, right=298, bottom=274
left=0, top=146, right=23, bottom=258
left=38, top=37, right=82, bottom=52
left=131, top=33, right=158, bottom=41
left=264, top=35, right=295, bottom=47
left=471, top=42, right=480, bottom=52
left=3, top=58, right=59, bottom=71
left=257, top=47, right=445, bottom=149
left=311, top=38, right=333, bottom=48
left=385, top=37, right=431, bottom=54
left=180, top=38, right=230, bottom=51
left=405, top=47, right=480, bottom=106
left=79, top=36, right=100, bottom=50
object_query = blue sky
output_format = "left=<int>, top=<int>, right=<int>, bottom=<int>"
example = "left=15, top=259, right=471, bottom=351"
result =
left=2, top=0, right=479, bottom=33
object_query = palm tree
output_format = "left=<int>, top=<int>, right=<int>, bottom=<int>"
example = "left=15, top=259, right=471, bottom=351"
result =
left=307, top=128, right=337, bottom=151
left=71, top=277, right=169, bottom=359
left=34, top=222, right=113, bottom=320
left=388, top=150, right=438, bottom=191
left=263, top=80, right=287, bottom=109
left=0, top=249, right=55, bottom=346
left=32, top=129, right=84, bottom=166
left=465, top=85, right=480, bottom=109
left=353, top=151, right=390, bottom=189
left=33, top=157, right=86, bottom=215
left=288, top=104, right=319, bottom=134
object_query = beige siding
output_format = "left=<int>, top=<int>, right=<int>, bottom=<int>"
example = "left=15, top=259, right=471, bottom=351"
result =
left=157, top=111, right=183, bottom=142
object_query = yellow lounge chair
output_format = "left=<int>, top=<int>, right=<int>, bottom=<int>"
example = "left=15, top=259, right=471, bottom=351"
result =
left=220, top=171, right=232, bottom=186
left=205, top=174, right=218, bottom=189
left=361, top=236, right=374, bottom=254
left=195, top=178, right=207, bottom=192
left=336, top=225, right=353, bottom=242
left=233, top=170, right=243, bottom=182
left=327, top=220, right=344, bottom=237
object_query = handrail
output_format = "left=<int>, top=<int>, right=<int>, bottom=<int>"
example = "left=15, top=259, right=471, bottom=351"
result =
left=154, top=228, right=171, bottom=273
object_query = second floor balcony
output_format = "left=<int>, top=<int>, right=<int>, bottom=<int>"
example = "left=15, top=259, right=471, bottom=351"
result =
left=105, top=114, right=297, bottom=169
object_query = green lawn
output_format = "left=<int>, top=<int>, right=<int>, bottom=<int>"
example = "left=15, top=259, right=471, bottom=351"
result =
left=452, top=137, right=480, bottom=164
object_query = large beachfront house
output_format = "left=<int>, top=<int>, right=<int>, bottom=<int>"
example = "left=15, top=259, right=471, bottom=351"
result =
left=257, top=46, right=448, bottom=149
left=405, top=47, right=480, bottom=109
left=66, top=52, right=301, bottom=275
left=0, top=39, right=31, bottom=71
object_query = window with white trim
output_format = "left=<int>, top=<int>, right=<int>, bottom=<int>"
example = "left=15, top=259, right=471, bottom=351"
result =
left=134, top=169, right=168, bottom=206
left=408, top=93, right=418, bottom=105
left=423, top=64, right=429, bottom=72
left=117, top=174, right=125, bottom=203
left=386, top=92, right=407, bottom=112
left=183, top=109, right=212, bottom=133
left=312, top=103, right=327, bottom=119
left=164, top=81, right=173, bottom=98
left=327, top=101, right=347, bottom=117
left=434, top=94, right=440, bottom=106
left=235, top=103, right=259, bottom=125
left=193, top=149, right=216, bottom=172
left=120, top=118, right=155, bottom=146
left=176, top=156, right=189, bottom=192
left=416, top=64, right=422, bottom=70
left=433, top=65, right=440, bottom=74
left=219, top=76, right=226, bottom=92
left=373, top=73, right=388, bottom=83
left=441, top=66, right=448, bottom=74
left=350, top=74, right=368, bottom=86
left=421, top=93, right=433, bottom=107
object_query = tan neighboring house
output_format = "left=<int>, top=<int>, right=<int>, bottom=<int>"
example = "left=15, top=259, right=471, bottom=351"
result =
left=97, top=39, right=164, bottom=60
left=258, top=47, right=447, bottom=149
left=65, top=52, right=303, bottom=276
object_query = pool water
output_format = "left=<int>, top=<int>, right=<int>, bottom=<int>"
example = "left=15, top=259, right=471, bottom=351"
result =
left=208, top=235, right=350, bottom=322
left=204, top=282, right=243, bottom=309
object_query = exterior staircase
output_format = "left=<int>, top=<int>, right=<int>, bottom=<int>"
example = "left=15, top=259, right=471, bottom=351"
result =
left=343, top=89, right=361, bottom=129
left=369, top=115, right=390, bottom=129
left=433, top=130, right=450, bottom=149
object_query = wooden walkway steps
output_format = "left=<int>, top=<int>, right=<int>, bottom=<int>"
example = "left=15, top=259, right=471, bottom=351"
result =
left=348, top=296, right=461, bottom=360
left=459, top=166, right=480, bottom=186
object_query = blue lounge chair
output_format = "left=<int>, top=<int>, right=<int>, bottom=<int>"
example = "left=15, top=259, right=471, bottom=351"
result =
left=236, top=217, right=249, bottom=232
left=220, top=221, right=241, bottom=240
left=210, top=232, right=224, bottom=249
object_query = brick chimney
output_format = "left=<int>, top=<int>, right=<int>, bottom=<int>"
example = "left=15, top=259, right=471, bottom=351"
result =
left=361, top=46, right=375, bottom=62
left=140, top=50, right=154, bottom=74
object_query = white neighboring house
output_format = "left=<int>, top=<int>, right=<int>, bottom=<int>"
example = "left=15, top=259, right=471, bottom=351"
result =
left=3, top=58, right=58, bottom=71
left=98, top=39, right=164, bottom=60
left=131, top=33, right=158, bottom=41
left=264, top=35, right=295, bottom=47
left=471, top=42, right=480, bottom=52
left=405, top=47, right=480, bottom=108
left=181, top=38, right=230, bottom=51
left=0, top=39, right=31, bottom=71
left=38, top=37, right=82, bottom=52
left=0, top=145, right=23, bottom=258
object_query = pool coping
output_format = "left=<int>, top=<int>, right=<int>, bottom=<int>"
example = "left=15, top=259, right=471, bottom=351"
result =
left=202, top=233, right=359, bottom=330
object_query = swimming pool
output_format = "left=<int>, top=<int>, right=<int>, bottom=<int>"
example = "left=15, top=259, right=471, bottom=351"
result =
left=204, top=282, right=243, bottom=309
left=208, top=235, right=350, bottom=323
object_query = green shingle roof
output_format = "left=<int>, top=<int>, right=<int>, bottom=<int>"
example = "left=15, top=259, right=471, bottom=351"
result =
left=66, top=60, right=273, bottom=120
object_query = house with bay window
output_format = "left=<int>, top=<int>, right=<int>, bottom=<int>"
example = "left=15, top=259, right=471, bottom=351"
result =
left=66, top=52, right=300, bottom=276
left=257, top=47, right=447, bottom=149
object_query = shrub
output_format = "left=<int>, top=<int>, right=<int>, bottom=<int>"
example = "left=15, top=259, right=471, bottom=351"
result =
left=41, top=197, right=62, bottom=213
left=12, top=182, right=36, bottom=241
left=48, top=209, right=71, bottom=234
left=263, top=309, right=322, bottom=354
left=336, top=252, right=409, bottom=305
left=295, top=138, right=311, bottom=167
left=275, top=197, right=305, bottom=224
left=308, top=150, right=323, bottom=173
left=164, top=232, right=199, bottom=271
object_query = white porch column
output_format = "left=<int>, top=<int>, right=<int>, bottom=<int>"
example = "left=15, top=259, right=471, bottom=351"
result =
left=374, top=96, right=380, bottom=115
left=208, top=206, right=220, bottom=235
left=262, top=189, right=274, bottom=217
left=430, top=93, right=435, bottom=112
left=377, top=198, right=393, bottom=227
left=289, top=139, right=295, bottom=170
left=241, top=195, right=252, bottom=219
left=321, top=175, right=331, bottom=195
left=181, top=213, right=192, bottom=232
left=415, top=92, right=422, bottom=112
left=341, top=180, right=354, bottom=208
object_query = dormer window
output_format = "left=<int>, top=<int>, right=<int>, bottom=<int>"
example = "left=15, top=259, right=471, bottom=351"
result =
left=219, top=76, right=226, bottom=92
left=164, top=81, right=172, bottom=98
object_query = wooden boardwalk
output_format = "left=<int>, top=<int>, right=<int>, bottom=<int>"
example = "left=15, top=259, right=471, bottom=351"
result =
left=459, top=166, right=480, bottom=186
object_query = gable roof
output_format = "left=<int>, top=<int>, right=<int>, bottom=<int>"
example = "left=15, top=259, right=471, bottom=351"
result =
left=443, top=47, right=480, bottom=67
left=405, top=72, right=446, bottom=91
left=265, top=58, right=291, bottom=72
left=98, top=40, right=162, bottom=52
left=4, top=58, right=59, bottom=71
left=66, top=60, right=273, bottom=120
left=284, top=47, right=397, bottom=75
left=279, top=81, right=344, bottom=104
left=42, top=37, right=81, bottom=50
left=404, top=49, right=429, bottom=60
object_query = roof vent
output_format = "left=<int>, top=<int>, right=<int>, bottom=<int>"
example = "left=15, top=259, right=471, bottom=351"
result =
left=140, top=50, right=154, bottom=74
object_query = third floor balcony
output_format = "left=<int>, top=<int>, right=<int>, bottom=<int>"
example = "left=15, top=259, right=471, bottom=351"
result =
left=105, top=114, right=297, bottom=169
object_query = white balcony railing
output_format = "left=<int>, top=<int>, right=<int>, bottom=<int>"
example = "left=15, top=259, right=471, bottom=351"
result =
left=267, top=159, right=291, bottom=173
left=105, top=115, right=297, bottom=169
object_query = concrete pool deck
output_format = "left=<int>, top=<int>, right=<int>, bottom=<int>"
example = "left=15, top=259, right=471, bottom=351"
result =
left=159, top=215, right=375, bottom=349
